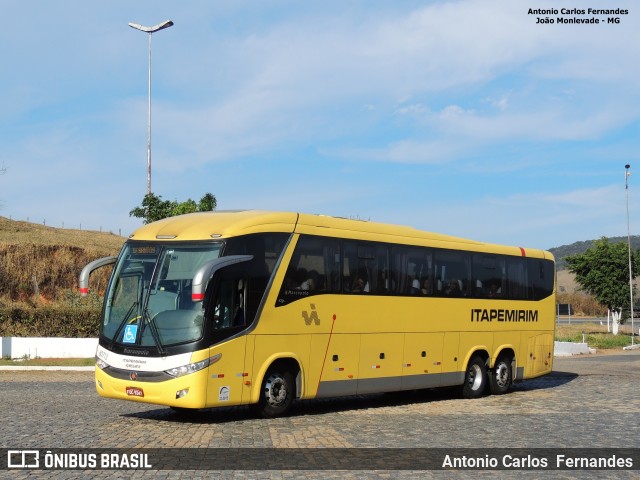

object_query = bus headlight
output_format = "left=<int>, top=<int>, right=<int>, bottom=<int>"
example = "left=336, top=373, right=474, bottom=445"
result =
left=164, top=353, right=222, bottom=378
left=95, top=356, right=109, bottom=370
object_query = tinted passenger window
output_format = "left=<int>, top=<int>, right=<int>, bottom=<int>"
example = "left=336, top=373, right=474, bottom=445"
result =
left=224, top=233, right=289, bottom=276
left=529, top=258, right=554, bottom=300
left=473, top=255, right=506, bottom=298
left=275, top=235, right=553, bottom=304
left=434, top=250, right=470, bottom=296
left=391, top=246, right=433, bottom=295
left=277, top=236, right=340, bottom=305
left=506, top=258, right=530, bottom=300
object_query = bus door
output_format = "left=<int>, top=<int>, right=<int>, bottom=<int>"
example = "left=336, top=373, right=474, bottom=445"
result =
left=205, top=275, right=250, bottom=407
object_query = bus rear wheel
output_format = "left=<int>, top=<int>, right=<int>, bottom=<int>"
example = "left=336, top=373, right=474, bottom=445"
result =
left=489, top=354, right=513, bottom=395
left=256, top=369, right=294, bottom=418
left=461, top=355, right=487, bottom=399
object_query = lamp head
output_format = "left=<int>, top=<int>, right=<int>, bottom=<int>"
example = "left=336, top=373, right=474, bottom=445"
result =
left=129, top=20, right=174, bottom=33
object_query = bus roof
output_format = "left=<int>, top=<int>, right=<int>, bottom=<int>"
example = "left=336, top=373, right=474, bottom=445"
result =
left=128, top=210, right=553, bottom=260
left=129, top=210, right=298, bottom=241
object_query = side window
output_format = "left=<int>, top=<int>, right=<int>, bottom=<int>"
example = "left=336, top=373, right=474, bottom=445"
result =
left=506, top=258, right=530, bottom=300
left=211, top=276, right=246, bottom=330
left=391, top=246, right=433, bottom=295
left=277, top=235, right=340, bottom=306
left=373, top=244, right=391, bottom=294
left=434, top=250, right=471, bottom=296
left=263, top=234, right=290, bottom=275
left=529, top=258, right=554, bottom=300
left=472, top=255, right=506, bottom=298
left=224, top=233, right=289, bottom=277
left=343, top=242, right=372, bottom=293
left=341, top=242, right=389, bottom=295
left=224, top=233, right=289, bottom=320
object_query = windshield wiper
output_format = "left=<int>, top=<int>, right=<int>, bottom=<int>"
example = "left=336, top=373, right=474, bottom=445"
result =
left=141, top=308, right=166, bottom=356
left=109, top=301, right=139, bottom=350
left=133, top=248, right=166, bottom=355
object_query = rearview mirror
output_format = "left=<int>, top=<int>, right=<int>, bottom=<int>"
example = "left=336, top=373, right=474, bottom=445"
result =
left=191, top=255, right=253, bottom=301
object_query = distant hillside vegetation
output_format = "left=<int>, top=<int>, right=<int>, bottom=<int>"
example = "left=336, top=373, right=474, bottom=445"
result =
left=549, top=236, right=640, bottom=271
left=0, top=216, right=125, bottom=303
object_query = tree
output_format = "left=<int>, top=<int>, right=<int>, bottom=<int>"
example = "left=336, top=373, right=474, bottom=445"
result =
left=566, top=237, right=638, bottom=334
left=129, top=192, right=217, bottom=224
left=198, top=193, right=216, bottom=212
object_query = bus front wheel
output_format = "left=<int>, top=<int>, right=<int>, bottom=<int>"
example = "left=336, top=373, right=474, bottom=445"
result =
left=256, top=368, right=294, bottom=418
left=489, top=354, right=513, bottom=395
left=461, top=355, right=487, bottom=399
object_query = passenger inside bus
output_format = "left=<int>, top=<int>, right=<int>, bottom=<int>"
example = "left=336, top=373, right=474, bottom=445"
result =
left=351, top=271, right=370, bottom=293
left=299, top=270, right=319, bottom=291
left=444, top=279, right=462, bottom=296
left=420, top=277, right=432, bottom=295
left=487, top=282, right=501, bottom=298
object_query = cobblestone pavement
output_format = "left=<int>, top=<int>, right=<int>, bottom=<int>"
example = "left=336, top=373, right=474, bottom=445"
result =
left=1, top=351, right=639, bottom=479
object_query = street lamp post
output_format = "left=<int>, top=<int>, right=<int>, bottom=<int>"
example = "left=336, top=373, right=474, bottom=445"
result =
left=128, top=20, right=174, bottom=195
left=625, top=164, right=635, bottom=347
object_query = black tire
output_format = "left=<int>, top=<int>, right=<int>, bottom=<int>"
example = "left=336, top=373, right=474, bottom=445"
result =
left=461, top=355, right=487, bottom=399
left=255, top=369, right=295, bottom=418
left=489, top=354, right=513, bottom=395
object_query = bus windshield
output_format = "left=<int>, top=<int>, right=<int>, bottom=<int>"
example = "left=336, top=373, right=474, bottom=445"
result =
left=103, top=242, right=222, bottom=348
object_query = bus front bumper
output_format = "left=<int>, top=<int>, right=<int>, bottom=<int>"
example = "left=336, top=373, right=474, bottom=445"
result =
left=95, top=366, right=209, bottom=409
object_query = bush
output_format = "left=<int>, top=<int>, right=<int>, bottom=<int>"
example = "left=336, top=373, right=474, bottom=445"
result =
left=0, top=303, right=101, bottom=337
left=556, top=291, right=607, bottom=316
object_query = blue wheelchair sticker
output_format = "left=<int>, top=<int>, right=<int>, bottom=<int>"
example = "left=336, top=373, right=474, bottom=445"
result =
left=123, top=324, right=138, bottom=344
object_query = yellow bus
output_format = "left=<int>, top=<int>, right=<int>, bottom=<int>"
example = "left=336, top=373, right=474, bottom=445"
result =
left=80, top=210, right=555, bottom=417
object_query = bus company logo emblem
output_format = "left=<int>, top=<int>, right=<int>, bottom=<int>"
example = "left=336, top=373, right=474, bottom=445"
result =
left=130, top=372, right=138, bottom=381
left=302, top=304, right=320, bottom=325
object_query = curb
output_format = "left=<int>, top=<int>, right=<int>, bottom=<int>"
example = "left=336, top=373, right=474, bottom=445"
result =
left=0, top=366, right=95, bottom=371
left=553, top=341, right=594, bottom=356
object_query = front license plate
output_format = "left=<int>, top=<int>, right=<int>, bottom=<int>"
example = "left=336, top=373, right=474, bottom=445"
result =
left=126, top=386, right=144, bottom=397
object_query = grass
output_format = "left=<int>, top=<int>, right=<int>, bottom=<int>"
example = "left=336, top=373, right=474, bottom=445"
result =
left=0, top=215, right=125, bottom=249
left=555, top=322, right=636, bottom=349
left=0, top=357, right=95, bottom=367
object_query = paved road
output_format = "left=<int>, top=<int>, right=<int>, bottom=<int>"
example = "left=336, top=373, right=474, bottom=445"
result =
left=2, top=351, right=640, bottom=479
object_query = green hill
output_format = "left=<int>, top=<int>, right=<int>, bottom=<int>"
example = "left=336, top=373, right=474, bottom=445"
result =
left=549, top=236, right=640, bottom=270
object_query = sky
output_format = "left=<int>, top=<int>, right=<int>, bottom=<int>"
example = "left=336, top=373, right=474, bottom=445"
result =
left=0, top=0, right=638, bottom=250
